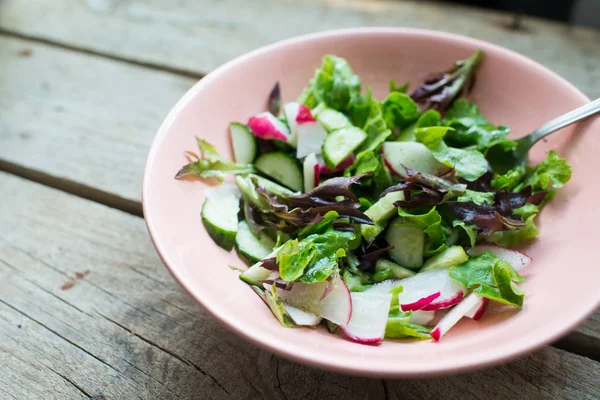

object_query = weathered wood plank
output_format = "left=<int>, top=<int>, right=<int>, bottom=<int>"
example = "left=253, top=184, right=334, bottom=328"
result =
left=2, top=172, right=600, bottom=399
left=0, top=35, right=195, bottom=212
left=0, top=0, right=598, bottom=99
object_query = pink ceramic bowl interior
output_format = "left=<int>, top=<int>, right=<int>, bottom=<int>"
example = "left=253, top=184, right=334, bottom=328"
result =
left=143, top=28, right=600, bottom=377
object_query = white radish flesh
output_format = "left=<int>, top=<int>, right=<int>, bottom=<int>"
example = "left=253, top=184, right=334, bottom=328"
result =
left=469, top=244, right=531, bottom=272
left=302, top=153, right=319, bottom=193
left=397, top=269, right=466, bottom=311
left=410, top=310, right=436, bottom=326
left=430, top=292, right=483, bottom=341
left=340, top=293, right=392, bottom=344
left=296, top=121, right=328, bottom=159
left=283, top=304, right=322, bottom=326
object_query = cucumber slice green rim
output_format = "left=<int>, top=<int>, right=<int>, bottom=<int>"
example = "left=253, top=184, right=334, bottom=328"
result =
left=201, top=184, right=241, bottom=251
left=322, top=126, right=366, bottom=168
left=230, top=122, right=257, bottom=164
left=255, top=152, right=304, bottom=192
left=235, top=221, right=276, bottom=264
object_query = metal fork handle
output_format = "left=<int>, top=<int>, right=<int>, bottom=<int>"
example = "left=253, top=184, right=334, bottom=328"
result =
left=528, top=98, right=600, bottom=145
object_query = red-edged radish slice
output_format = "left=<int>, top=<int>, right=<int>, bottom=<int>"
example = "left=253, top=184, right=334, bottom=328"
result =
left=464, top=296, right=489, bottom=320
left=340, top=293, right=392, bottom=344
left=430, top=292, right=482, bottom=341
left=410, top=310, right=436, bottom=326
left=283, top=102, right=315, bottom=146
left=296, top=121, right=328, bottom=159
left=397, top=269, right=466, bottom=311
left=283, top=304, right=322, bottom=326
left=247, top=112, right=290, bottom=141
left=382, top=141, right=450, bottom=177
left=401, top=292, right=441, bottom=311
left=469, top=244, right=531, bottom=272
left=319, top=155, right=355, bottom=174
left=319, top=277, right=352, bottom=326
left=303, top=153, right=319, bottom=192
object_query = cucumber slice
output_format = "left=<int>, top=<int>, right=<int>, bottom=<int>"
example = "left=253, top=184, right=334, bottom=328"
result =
left=382, top=141, right=450, bottom=176
left=255, top=152, right=303, bottom=191
left=239, top=247, right=280, bottom=286
left=385, top=217, right=424, bottom=269
left=201, top=184, right=241, bottom=251
left=322, top=126, right=366, bottom=168
left=317, top=109, right=351, bottom=131
left=229, top=122, right=257, bottom=164
left=361, top=191, right=405, bottom=243
left=375, top=259, right=415, bottom=279
left=235, top=221, right=276, bottom=264
left=365, top=192, right=405, bottom=223
left=421, top=245, right=468, bottom=272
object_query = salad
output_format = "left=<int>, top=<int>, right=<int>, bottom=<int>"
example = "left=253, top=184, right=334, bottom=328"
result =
left=176, top=51, right=572, bottom=344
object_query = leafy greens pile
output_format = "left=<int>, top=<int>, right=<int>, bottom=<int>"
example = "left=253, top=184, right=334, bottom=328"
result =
left=176, top=51, right=572, bottom=343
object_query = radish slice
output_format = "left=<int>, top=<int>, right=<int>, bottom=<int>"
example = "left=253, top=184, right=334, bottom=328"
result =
left=248, top=112, right=290, bottom=141
left=319, top=277, right=352, bottom=326
left=410, top=310, right=436, bottom=325
left=464, top=296, right=489, bottom=320
left=283, top=304, right=322, bottom=326
left=283, top=102, right=315, bottom=146
left=285, top=277, right=352, bottom=326
left=296, top=121, right=328, bottom=159
left=469, top=244, right=531, bottom=272
left=430, top=292, right=483, bottom=341
left=340, top=293, right=392, bottom=344
left=303, top=153, right=319, bottom=192
left=397, top=269, right=466, bottom=311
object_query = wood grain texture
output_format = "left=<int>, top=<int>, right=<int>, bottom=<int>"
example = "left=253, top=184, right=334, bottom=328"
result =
left=0, top=35, right=195, bottom=211
left=1, top=172, right=600, bottom=399
left=0, top=0, right=598, bottom=100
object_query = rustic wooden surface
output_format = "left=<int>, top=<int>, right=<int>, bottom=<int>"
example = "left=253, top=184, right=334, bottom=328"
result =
left=1, top=0, right=599, bottom=398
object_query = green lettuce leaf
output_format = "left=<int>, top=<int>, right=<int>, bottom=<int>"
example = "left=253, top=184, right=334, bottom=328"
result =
left=415, top=126, right=489, bottom=181
left=385, top=308, right=431, bottom=339
left=277, top=230, right=355, bottom=283
left=389, top=79, right=409, bottom=94
left=176, top=138, right=254, bottom=180
left=491, top=164, right=526, bottom=191
left=486, top=214, right=538, bottom=247
left=397, top=207, right=448, bottom=255
left=348, top=87, right=392, bottom=152
left=457, top=189, right=494, bottom=205
left=518, top=150, right=572, bottom=192
left=449, top=252, right=525, bottom=307
left=298, top=55, right=361, bottom=111
left=344, top=150, right=392, bottom=197
left=384, top=286, right=430, bottom=339
left=452, top=220, right=478, bottom=248
left=443, top=99, right=516, bottom=152
left=382, top=92, right=421, bottom=130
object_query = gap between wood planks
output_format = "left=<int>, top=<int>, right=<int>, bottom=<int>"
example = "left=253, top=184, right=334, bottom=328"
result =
left=0, top=30, right=205, bottom=81
left=0, top=26, right=598, bottom=366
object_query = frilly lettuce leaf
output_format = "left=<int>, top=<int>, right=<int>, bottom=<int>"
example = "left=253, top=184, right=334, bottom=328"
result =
left=443, top=99, right=516, bottom=152
left=397, top=206, right=448, bottom=256
left=518, top=150, right=572, bottom=192
left=382, top=92, right=421, bottom=130
left=176, top=138, right=254, bottom=180
left=449, top=252, right=525, bottom=307
left=298, top=55, right=361, bottom=112
left=277, top=230, right=355, bottom=283
left=348, top=87, right=392, bottom=152
left=457, top=189, right=494, bottom=205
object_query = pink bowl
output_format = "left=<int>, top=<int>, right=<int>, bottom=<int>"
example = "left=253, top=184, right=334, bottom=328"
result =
left=143, top=28, right=600, bottom=377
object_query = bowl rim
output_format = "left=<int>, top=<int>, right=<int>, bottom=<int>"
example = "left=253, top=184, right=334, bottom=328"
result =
left=142, top=27, right=596, bottom=378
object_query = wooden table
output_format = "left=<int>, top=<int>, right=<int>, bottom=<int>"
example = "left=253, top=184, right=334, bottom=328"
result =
left=1, top=1, right=599, bottom=398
